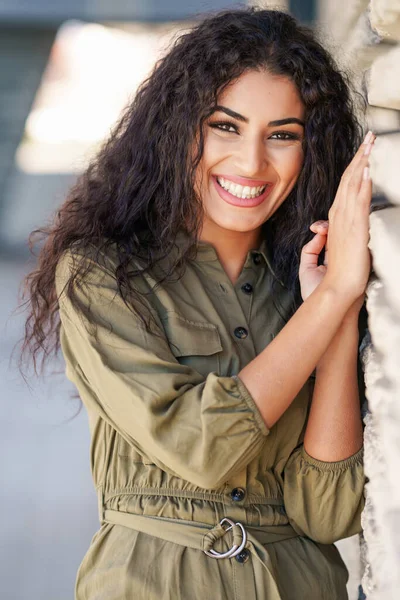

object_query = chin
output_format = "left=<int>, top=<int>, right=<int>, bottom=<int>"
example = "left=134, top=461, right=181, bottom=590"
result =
left=211, top=215, right=265, bottom=233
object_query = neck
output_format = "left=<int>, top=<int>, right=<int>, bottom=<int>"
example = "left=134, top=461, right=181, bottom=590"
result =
left=199, top=220, right=262, bottom=285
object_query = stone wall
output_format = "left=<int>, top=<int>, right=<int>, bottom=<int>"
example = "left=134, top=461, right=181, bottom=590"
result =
left=318, top=1, right=400, bottom=599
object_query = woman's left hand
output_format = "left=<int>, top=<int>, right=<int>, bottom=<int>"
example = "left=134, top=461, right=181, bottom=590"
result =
left=299, top=220, right=329, bottom=301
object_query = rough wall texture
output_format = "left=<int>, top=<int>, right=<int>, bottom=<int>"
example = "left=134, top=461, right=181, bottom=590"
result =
left=362, top=208, right=400, bottom=599
left=363, top=2, right=400, bottom=599
left=318, top=1, right=400, bottom=598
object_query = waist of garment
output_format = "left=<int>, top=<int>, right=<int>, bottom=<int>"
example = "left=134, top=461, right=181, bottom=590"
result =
left=102, top=508, right=300, bottom=600
left=103, top=509, right=299, bottom=551
left=97, top=485, right=299, bottom=553
left=100, top=485, right=290, bottom=528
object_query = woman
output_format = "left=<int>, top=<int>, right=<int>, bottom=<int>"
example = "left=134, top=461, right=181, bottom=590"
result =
left=23, top=7, right=372, bottom=600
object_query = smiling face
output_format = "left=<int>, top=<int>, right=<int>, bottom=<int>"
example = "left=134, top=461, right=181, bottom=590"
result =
left=195, top=69, right=305, bottom=240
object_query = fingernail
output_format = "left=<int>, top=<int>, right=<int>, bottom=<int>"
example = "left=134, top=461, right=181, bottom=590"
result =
left=363, top=166, right=370, bottom=181
left=363, top=130, right=373, bottom=145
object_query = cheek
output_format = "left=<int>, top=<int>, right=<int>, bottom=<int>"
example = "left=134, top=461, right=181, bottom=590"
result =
left=201, top=135, right=229, bottom=173
left=276, top=147, right=304, bottom=180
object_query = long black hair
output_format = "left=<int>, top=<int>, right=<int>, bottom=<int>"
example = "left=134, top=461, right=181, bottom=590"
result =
left=22, top=7, right=364, bottom=371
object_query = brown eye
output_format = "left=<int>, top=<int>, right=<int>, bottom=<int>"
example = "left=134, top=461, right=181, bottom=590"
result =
left=270, top=131, right=300, bottom=141
left=209, top=121, right=238, bottom=134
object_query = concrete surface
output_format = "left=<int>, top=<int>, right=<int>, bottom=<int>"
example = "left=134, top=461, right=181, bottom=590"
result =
left=0, top=257, right=98, bottom=600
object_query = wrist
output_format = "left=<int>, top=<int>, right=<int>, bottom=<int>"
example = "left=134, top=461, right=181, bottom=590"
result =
left=319, top=273, right=367, bottom=307
left=315, top=291, right=361, bottom=371
left=316, top=279, right=356, bottom=315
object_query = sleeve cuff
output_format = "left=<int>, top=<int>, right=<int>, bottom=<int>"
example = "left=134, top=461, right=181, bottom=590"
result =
left=232, top=375, right=269, bottom=437
left=301, top=445, right=364, bottom=472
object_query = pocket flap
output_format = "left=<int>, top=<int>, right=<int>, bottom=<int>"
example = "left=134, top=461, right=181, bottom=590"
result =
left=162, top=312, right=223, bottom=357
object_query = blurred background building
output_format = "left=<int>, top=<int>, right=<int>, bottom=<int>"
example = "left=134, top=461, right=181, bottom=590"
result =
left=0, top=1, right=399, bottom=599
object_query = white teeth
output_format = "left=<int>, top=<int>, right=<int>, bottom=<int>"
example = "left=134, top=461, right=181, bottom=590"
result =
left=217, top=177, right=267, bottom=199
left=242, top=186, right=251, bottom=198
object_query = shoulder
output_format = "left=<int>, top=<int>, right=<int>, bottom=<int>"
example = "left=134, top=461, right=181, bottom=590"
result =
left=55, top=242, right=164, bottom=331
left=56, top=241, right=118, bottom=277
left=55, top=241, right=149, bottom=293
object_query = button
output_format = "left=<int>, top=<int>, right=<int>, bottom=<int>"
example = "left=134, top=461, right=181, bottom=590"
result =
left=241, top=283, right=253, bottom=295
left=231, top=487, right=246, bottom=502
left=234, top=327, right=248, bottom=339
left=235, top=549, right=250, bottom=564
left=252, top=253, right=262, bottom=265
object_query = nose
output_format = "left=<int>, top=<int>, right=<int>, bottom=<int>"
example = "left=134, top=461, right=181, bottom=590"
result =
left=235, top=135, right=267, bottom=177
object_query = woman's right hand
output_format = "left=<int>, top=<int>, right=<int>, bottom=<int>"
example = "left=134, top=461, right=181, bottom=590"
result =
left=321, top=131, right=375, bottom=305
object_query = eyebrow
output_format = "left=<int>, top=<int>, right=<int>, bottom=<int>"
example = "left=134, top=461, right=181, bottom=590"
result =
left=212, top=105, right=305, bottom=127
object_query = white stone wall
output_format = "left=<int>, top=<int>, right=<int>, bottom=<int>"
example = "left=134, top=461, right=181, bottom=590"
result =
left=319, top=1, right=400, bottom=599
left=362, top=3, right=400, bottom=599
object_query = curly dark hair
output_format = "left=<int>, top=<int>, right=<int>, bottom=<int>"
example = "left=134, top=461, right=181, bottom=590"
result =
left=21, top=6, right=365, bottom=372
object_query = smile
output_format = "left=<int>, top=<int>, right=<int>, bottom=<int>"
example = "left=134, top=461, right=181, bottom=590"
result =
left=216, top=176, right=267, bottom=199
left=212, top=175, right=274, bottom=208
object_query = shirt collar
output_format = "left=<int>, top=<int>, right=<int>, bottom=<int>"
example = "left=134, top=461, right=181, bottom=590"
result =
left=175, top=229, right=281, bottom=282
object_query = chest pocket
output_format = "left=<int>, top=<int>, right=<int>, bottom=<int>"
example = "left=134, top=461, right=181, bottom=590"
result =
left=162, top=311, right=223, bottom=378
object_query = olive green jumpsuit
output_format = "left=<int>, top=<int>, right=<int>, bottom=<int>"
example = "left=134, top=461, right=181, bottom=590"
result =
left=56, top=233, right=365, bottom=600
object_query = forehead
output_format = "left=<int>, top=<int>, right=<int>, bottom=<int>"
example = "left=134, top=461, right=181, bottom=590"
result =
left=217, top=69, right=305, bottom=120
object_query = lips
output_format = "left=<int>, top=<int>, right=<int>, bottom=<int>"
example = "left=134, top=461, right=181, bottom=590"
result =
left=217, top=176, right=267, bottom=199
left=214, top=174, right=272, bottom=187
left=212, top=175, right=274, bottom=208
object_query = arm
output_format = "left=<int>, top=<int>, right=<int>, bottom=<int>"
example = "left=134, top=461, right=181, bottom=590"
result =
left=281, top=301, right=366, bottom=544
left=58, top=248, right=356, bottom=492
left=58, top=248, right=358, bottom=489
left=56, top=250, right=269, bottom=490
left=240, top=133, right=373, bottom=453
left=276, top=134, right=373, bottom=544
left=237, top=281, right=352, bottom=429
left=303, top=303, right=363, bottom=461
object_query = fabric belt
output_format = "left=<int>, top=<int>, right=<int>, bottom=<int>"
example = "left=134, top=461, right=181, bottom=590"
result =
left=103, top=509, right=298, bottom=550
left=102, top=508, right=300, bottom=599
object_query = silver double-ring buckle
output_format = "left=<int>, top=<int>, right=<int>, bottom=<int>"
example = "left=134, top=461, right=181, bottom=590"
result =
left=203, top=517, right=247, bottom=559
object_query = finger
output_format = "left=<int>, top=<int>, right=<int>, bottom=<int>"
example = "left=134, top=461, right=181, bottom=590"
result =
left=358, top=165, right=373, bottom=212
left=310, top=220, right=329, bottom=233
left=327, top=133, right=375, bottom=224
left=346, top=162, right=370, bottom=208
left=339, top=136, right=375, bottom=216
left=300, top=232, right=327, bottom=270
left=341, top=132, right=375, bottom=183
left=349, top=133, right=376, bottom=178
left=323, top=245, right=328, bottom=266
left=334, top=133, right=376, bottom=210
left=346, top=145, right=375, bottom=211
left=323, top=231, right=329, bottom=266
left=356, top=131, right=376, bottom=162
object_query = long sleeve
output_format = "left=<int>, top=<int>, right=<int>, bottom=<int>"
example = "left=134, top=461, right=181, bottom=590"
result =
left=56, top=250, right=269, bottom=490
left=283, top=444, right=365, bottom=544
